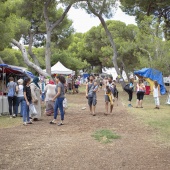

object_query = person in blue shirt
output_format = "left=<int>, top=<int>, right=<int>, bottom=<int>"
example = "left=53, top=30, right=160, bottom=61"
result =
left=128, top=76, right=134, bottom=107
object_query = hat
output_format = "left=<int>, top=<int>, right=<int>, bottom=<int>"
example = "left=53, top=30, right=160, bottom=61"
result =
left=129, top=75, right=134, bottom=79
left=17, top=79, right=23, bottom=84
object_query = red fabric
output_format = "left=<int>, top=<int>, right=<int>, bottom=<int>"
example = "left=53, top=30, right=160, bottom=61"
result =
left=145, top=86, right=150, bottom=95
left=49, top=80, right=55, bottom=85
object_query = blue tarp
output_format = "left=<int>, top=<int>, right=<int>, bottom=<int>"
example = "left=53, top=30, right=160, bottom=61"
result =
left=0, top=64, right=35, bottom=78
left=134, top=68, right=166, bottom=95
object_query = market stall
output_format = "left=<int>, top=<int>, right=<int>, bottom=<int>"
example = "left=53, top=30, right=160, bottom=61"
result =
left=0, top=64, right=35, bottom=115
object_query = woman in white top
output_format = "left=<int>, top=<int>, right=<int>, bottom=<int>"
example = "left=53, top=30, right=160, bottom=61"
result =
left=152, top=80, right=160, bottom=109
left=15, top=79, right=24, bottom=117
left=44, top=80, right=56, bottom=116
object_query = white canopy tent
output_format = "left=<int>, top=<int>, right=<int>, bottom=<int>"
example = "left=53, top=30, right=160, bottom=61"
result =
left=50, top=61, right=75, bottom=75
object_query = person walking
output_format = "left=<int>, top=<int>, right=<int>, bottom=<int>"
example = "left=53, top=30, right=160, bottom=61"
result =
left=86, top=75, right=98, bottom=116
left=50, top=75, right=66, bottom=126
left=15, top=79, right=24, bottom=117
left=136, top=79, right=146, bottom=108
left=30, top=77, right=41, bottom=120
left=152, top=80, right=160, bottom=109
left=128, top=76, right=134, bottom=107
left=44, top=80, right=56, bottom=116
left=104, top=76, right=114, bottom=115
left=7, top=77, right=17, bottom=118
left=23, top=78, right=32, bottom=125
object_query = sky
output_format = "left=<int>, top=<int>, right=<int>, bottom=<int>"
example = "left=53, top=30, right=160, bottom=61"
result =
left=68, top=4, right=136, bottom=33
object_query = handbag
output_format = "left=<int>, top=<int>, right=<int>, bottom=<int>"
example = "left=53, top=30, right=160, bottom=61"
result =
left=29, top=104, right=38, bottom=117
left=124, top=84, right=132, bottom=93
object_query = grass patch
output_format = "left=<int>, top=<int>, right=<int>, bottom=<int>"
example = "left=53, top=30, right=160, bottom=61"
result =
left=119, top=84, right=170, bottom=143
left=0, top=116, right=21, bottom=129
left=78, top=85, right=86, bottom=93
left=92, top=129, right=120, bottom=144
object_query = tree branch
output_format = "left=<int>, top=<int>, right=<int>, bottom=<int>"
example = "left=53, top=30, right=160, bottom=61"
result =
left=28, top=31, right=40, bottom=67
left=86, top=0, right=125, bottom=87
left=50, top=4, right=73, bottom=31
left=11, top=39, right=50, bottom=77
left=99, top=0, right=106, bottom=15
left=0, top=57, right=4, bottom=64
left=87, top=0, right=117, bottom=60
left=43, top=0, right=51, bottom=30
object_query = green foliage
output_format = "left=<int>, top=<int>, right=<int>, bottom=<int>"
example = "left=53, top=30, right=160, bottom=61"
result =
left=92, top=129, right=120, bottom=143
left=68, top=20, right=139, bottom=74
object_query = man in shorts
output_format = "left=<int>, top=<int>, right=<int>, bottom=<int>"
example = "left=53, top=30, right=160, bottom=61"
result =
left=105, top=76, right=114, bottom=115
left=86, top=75, right=98, bottom=116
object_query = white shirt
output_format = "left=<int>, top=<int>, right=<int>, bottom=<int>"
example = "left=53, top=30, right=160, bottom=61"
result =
left=153, top=86, right=159, bottom=97
left=17, top=85, right=24, bottom=97
left=44, top=84, right=56, bottom=101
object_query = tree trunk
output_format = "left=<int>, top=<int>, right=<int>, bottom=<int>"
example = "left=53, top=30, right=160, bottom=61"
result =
left=45, top=31, right=52, bottom=75
left=155, top=16, right=161, bottom=37
left=86, top=1, right=126, bottom=88
left=28, top=31, right=40, bottom=67
left=99, top=17, right=125, bottom=87
left=12, top=39, right=50, bottom=77
left=121, top=60, right=129, bottom=82
left=0, top=57, right=4, bottom=64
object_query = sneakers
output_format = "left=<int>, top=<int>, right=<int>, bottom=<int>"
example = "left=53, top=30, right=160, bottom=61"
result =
left=12, top=114, right=16, bottom=118
left=128, top=104, right=133, bottom=107
left=23, top=122, right=27, bottom=126
left=27, top=121, right=33, bottom=124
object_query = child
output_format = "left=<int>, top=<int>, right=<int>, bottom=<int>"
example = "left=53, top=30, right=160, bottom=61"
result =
left=106, top=85, right=114, bottom=106
left=74, top=79, right=80, bottom=93
left=23, top=78, right=33, bottom=125
left=152, top=80, right=160, bottom=109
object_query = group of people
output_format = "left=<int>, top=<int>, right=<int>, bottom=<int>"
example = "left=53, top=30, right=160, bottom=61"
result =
left=66, top=75, right=81, bottom=94
left=7, top=77, right=41, bottom=125
left=6, top=73, right=162, bottom=126
left=7, top=75, right=66, bottom=126
left=126, top=76, right=160, bottom=109
left=86, top=75, right=118, bottom=116
left=85, top=74, right=161, bottom=117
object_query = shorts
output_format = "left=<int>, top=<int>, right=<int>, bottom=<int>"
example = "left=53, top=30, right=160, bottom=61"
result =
left=105, top=95, right=110, bottom=102
left=88, top=97, right=97, bottom=106
left=137, top=91, right=145, bottom=100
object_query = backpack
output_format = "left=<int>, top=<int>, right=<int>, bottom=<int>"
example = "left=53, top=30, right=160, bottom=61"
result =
left=7, top=82, right=16, bottom=97
left=110, top=85, right=119, bottom=98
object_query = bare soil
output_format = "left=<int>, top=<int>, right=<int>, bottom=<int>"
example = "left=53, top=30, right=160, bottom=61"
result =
left=0, top=89, right=170, bottom=170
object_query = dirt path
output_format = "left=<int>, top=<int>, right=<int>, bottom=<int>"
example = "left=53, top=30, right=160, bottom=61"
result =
left=0, top=89, right=170, bottom=170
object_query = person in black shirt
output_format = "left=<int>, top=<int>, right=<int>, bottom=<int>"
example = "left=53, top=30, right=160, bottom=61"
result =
left=23, top=78, right=32, bottom=125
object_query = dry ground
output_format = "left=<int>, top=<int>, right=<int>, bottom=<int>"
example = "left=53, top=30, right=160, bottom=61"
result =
left=0, top=89, right=170, bottom=170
